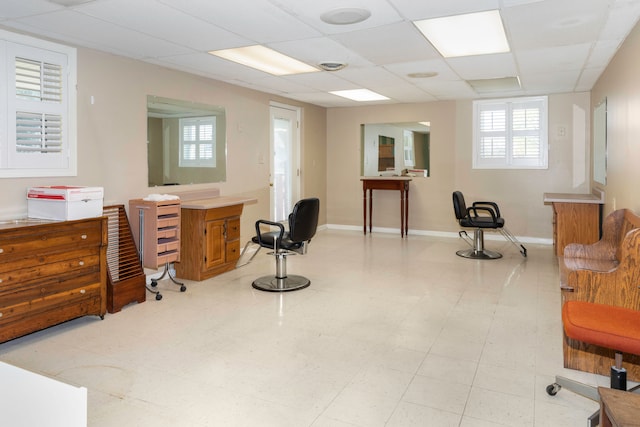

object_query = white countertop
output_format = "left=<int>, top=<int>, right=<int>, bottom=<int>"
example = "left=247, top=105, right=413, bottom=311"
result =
left=543, top=190, right=605, bottom=204
left=180, top=195, right=257, bottom=210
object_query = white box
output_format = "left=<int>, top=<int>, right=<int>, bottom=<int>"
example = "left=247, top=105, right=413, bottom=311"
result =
left=27, top=186, right=104, bottom=221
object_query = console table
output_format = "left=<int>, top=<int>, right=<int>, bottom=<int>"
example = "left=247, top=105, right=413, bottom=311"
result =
left=361, top=177, right=411, bottom=237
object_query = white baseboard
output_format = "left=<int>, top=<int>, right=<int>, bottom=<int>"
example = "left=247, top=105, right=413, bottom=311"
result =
left=324, top=223, right=553, bottom=245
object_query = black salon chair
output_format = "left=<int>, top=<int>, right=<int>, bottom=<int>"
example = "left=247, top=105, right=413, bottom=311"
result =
left=452, top=191, right=526, bottom=259
left=248, top=197, right=319, bottom=292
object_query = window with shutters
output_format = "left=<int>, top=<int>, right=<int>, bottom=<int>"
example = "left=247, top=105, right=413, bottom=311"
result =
left=179, top=117, right=216, bottom=168
left=0, top=29, right=77, bottom=177
left=473, top=96, right=548, bottom=169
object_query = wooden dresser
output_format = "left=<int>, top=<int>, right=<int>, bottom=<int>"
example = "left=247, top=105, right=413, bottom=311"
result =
left=0, top=217, right=107, bottom=343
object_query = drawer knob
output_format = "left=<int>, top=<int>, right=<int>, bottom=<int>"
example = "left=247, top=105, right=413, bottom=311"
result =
left=78, top=261, right=85, bottom=266
left=0, top=312, right=3, bottom=318
left=0, top=248, right=3, bottom=254
left=80, top=289, right=86, bottom=294
left=81, top=234, right=87, bottom=239
left=0, top=278, right=3, bottom=284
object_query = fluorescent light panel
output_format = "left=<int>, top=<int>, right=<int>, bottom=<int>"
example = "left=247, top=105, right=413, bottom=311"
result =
left=330, top=89, right=389, bottom=102
left=209, top=45, right=317, bottom=76
left=415, top=10, right=510, bottom=58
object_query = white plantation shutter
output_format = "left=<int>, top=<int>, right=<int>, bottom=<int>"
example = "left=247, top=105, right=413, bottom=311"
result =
left=0, top=30, right=76, bottom=177
left=473, top=96, right=547, bottom=169
left=179, top=117, right=216, bottom=167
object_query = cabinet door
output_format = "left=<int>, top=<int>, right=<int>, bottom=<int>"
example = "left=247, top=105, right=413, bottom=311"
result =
left=204, top=219, right=225, bottom=269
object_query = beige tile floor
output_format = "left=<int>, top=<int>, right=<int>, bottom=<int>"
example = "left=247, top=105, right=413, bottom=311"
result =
left=0, top=229, right=608, bottom=426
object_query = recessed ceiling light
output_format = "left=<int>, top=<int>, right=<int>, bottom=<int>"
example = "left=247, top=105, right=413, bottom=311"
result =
left=321, top=8, right=371, bottom=25
left=48, top=0, right=94, bottom=6
left=467, top=76, right=521, bottom=93
left=329, top=89, right=389, bottom=102
left=414, top=10, right=510, bottom=58
left=318, top=62, right=347, bottom=71
left=407, top=72, right=439, bottom=78
left=209, top=45, right=317, bottom=76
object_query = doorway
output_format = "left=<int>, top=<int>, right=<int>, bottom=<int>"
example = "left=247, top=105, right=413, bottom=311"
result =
left=270, top=104, right=300, bottom=222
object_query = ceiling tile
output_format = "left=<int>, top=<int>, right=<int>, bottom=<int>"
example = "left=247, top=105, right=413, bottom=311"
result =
left=503, top=0, right=611, bottom=50
left=159, top=0, right=320, bottom=43
left=268, top=37, right=373, bottom=70
left=0, top=0, right=62, bottom=19
left=576, top=66, right=606, bottom=92
left=387, top=0, right=500, bottom=20
left=76, top=0, right=251, bottom=52
left=383, top=59, right=460, bottom=82
left=331, top=22, right=441, bottom=66
left=446, top=53, right=517, bottom=80
left=516, top=45, right=591, bottom=74
left=519, top=69, right=582, bottom=92
left=8, top=10, right=192, bottom=58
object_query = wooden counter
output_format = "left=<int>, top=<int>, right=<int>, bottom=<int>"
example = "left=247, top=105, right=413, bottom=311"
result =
left=544, top=191, right=604, bottom=256
left=173, top=192, right=256, bottom=281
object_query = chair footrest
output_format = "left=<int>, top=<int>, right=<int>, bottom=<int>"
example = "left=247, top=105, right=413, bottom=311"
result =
left=252, top=275, right=310, bottom=292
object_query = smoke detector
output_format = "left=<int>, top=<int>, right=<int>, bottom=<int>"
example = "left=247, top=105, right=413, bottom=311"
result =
left=318, top=62, right=347, bottom=72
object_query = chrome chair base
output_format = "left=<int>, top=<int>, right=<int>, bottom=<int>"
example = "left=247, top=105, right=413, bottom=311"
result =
left=252, top=274, right=310, bottom=292
left=456, top=248, right=502, bottom=259
left=456, top=229, right=502, bottom=259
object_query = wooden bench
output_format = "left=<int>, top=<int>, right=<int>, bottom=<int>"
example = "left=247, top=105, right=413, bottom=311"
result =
left=558, top=209, right=640, bottom=381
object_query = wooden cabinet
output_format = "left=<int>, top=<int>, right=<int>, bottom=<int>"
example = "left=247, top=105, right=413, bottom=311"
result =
left=129, top=199, right=181, bottom=268
left=544, top=193, right=603, bottom=256
left=0, top=217, right=107, bottom=343
left=176, top=204, right=243, bottom=281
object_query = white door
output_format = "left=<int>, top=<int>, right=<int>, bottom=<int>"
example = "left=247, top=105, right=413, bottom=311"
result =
left=270, top=105, right=300, bottom=222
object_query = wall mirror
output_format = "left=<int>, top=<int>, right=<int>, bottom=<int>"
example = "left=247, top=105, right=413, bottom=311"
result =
left=593, top=98, right=607, bottom=185
left=361, top=122, right=430, bottom=177
left=147, top=95, right=227, bottom=186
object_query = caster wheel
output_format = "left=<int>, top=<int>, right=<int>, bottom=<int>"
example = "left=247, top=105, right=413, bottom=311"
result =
left=155, top=293, right=163, bottom=301
left=151, top=280, right=158, bottom=287
left=546, top=383, right=560, bottom=396
left=180, top=285, right=187, bottom=292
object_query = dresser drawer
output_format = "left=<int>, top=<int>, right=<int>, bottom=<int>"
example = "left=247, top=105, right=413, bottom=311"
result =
left=0, top=246, right=99, bottom=274
left=0, top=220, right=102, bottom=260
left=0, top=282, right=103, bottom=330
left=157, top=204, right=180, bottom=217
left=226, top=218, right=240, bottom=240
left=226, top=239, right=240, bottom=262
left=157, top=216, right=180, bottom=229
left=157, top=250, right=179, bottom=265
left=157, top=238, right=179, bottom=254
left=0, top=255, right=100, bottom=301
left=157, top=227, right=178, bottom=240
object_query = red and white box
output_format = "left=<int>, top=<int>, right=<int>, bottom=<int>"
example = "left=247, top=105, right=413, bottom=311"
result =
left=27, top=186, right=104, bottom=220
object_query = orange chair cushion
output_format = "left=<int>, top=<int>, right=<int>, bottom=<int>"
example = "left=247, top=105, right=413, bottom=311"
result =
left=563, top=301, right=640, bottom=355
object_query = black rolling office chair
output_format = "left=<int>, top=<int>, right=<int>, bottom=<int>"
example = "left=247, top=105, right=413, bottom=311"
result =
left=244, top=197, right=320, bottom=292
left=452, top=191, right=526, bottom=259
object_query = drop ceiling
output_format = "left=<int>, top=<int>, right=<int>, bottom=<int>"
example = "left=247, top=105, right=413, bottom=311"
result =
left=1, top=0, right=639, bottom=107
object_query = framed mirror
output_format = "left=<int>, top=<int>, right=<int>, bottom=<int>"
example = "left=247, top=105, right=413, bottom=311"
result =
left=147, top=95, right=227, bottom=186
left=593, top=98, right=607, bottom=185
left=361, top=122, right=430, bottom=177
